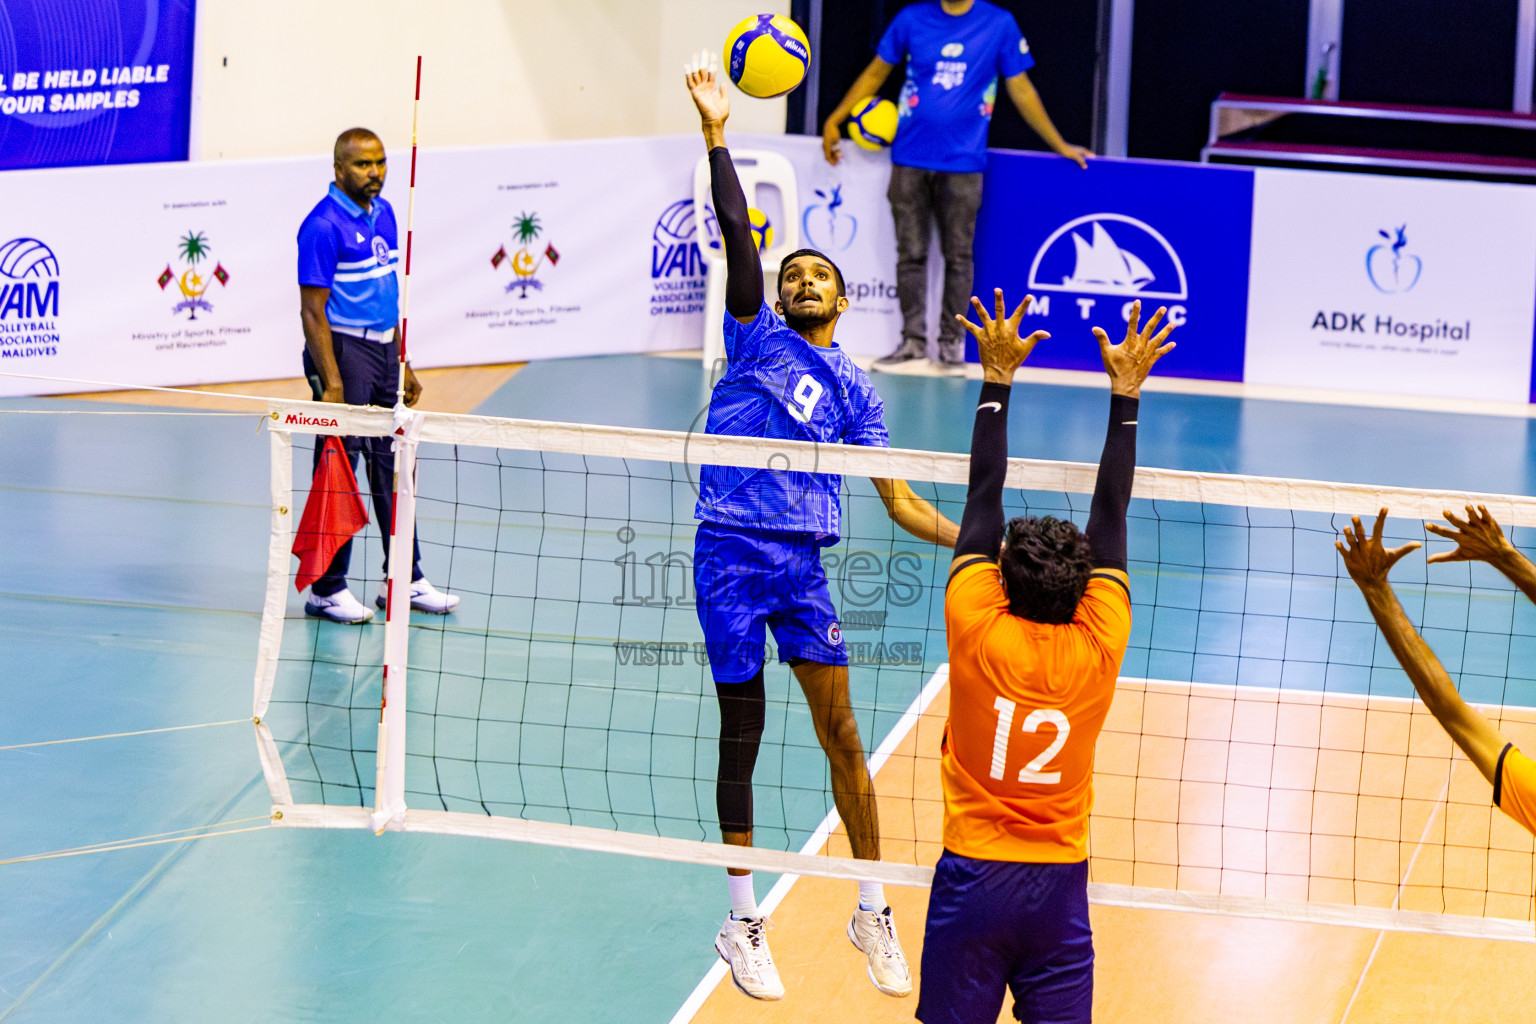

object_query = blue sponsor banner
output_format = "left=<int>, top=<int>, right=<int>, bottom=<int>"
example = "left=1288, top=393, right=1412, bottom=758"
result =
left=0, top=0, right=196, bottom=170
left=972, top=152, right=1255, bottom=381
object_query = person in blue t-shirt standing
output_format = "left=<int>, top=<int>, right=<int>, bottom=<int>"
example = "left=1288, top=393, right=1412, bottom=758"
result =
left=295, top=127, right=458, bottom=624
left=822, top=0, right=1090, bottom=375
left=684, top=52, right=958, bottom=1002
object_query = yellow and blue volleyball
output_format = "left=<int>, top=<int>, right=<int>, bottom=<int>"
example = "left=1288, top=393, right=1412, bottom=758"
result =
left=724, top=14, right=810, bottom=98
left=748, top=207, right=774, bottom=252
left=847, top=97, right=898, bottom=150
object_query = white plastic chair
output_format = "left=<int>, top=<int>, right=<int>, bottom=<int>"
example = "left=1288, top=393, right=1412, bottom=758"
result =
left=692, top=149, right=800, bottom=372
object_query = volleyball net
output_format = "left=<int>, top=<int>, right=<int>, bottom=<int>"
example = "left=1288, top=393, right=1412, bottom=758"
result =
left=252, top=401, right=1536, bottom=941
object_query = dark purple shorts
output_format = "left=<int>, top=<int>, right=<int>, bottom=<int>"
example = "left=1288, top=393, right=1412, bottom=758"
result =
left=916, top=852, right=1093, bottom=1024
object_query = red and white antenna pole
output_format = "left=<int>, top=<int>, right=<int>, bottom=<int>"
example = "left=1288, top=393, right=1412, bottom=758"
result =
left=372, top=55, right=423, bottom=835
left=396, top=54, right=421, bottom=406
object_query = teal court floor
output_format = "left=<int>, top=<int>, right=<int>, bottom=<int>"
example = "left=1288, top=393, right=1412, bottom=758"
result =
left=6, top=354, right=1536, bottom=1023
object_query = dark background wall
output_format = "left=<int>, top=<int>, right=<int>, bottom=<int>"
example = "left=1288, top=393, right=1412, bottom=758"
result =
left=790, top=0, right=1527, bottom=164
left=1127, top=0, right=1310, bottom=161
left=1339, top=0, right=1519, bottom=110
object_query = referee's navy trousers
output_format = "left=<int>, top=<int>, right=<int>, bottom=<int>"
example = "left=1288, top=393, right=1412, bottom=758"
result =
left=302, top=331, right=422, bottom=597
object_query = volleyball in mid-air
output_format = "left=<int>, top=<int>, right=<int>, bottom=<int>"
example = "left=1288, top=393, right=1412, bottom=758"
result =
left=847, top=97, right=898, bottom=150
left=724, top=14, right=810, bottom=98
left=748, top=207, right=774, bottom=252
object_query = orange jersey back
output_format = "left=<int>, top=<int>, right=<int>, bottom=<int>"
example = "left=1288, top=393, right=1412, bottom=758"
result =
left=1496, top=744, right=1536, bottom=837
left=940, top=560, right=1132, bottom=862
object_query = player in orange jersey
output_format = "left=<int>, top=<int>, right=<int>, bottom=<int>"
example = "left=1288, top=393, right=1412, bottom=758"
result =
left=916, top=289, right=1174, bottom=1024
left=1337, top=506, right=1536, bottom=836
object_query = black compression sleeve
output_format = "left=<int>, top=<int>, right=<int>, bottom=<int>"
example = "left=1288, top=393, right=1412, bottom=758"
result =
left=1086, top=394, right=1139, bottom=570
left=709, top=146, right=763, bottom=320
left=954, top=382, right=1012, bottom=561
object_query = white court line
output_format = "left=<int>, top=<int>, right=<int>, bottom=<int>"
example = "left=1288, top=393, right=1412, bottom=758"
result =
left=664, top=664, right=951, bottom=1024
left=1337, top=775, right=1454, bottom=1024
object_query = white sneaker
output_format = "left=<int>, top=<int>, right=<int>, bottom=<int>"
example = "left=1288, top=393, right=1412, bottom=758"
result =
left=375, top=578, right=460, bottom=614
left=715, top=914, right=784, bottom=1001
left=848, top=905, right=912, bottom=997
left=304, top=588, right=374, bottom=624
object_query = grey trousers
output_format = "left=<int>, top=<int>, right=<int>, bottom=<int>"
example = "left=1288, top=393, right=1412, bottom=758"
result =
left=886, top=163, right=985, bottom=354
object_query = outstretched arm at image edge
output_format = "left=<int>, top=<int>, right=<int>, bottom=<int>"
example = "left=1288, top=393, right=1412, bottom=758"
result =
left=1358, top=581, right=1508, bottom=784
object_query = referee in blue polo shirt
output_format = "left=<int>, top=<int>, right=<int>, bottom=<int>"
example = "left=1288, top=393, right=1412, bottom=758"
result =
left=822, top=0, right=1090, bottom=375
left=296, top=126, right=458, bottom=624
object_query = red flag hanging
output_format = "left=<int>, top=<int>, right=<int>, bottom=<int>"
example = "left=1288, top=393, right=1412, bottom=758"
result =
left=156, top=265, right=173, bottom=289
left=544, top=243, right=560, bottom=266
left=212, top=262, right=229, bottom=286
left=491, top=245, right=507, bottom=268
left=292, top=436, right=369, bottom=592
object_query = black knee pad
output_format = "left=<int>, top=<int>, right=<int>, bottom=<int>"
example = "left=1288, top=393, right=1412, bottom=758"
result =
left=716, top=667, right=766, bottom=834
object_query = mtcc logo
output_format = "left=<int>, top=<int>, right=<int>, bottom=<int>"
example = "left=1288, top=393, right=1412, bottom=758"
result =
left=1366, top=224, right=1421, bottom=294
left=1026, top=214, right=1188, bottom=325
left=802, top=185, right=858, bottom=252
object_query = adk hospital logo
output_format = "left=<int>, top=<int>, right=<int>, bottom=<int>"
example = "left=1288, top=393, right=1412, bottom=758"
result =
left=1366, top=224, right=1421, bottom=294
left=0, top=237, right=61, bottom=359
left=1025, top=213, right=1189, bottom=326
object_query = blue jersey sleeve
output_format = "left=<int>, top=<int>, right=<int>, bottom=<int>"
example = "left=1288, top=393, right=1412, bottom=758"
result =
left=875, top=9, right=908, bottom=65
left=845, top=375, right=891, bottom=448
left=724, top=300, right=775, bottom=362
left=297, top=215, right=339, bottom=289
left=999, top=15, right=1035, bottom=78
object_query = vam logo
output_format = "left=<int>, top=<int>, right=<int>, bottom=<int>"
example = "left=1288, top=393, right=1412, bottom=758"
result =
left=156, top=230, right=230, bottom=319
left=802, top=185, right=858, bottom=252
left=1026, top=214, right=1188, bottom=324
left=1366, top=224, right=1421, bottom=294
left=491, top=211, right=560, bottom=297
left=0, top=237, right=61, bottom=360
left=650, top=199, right=714, bottom=317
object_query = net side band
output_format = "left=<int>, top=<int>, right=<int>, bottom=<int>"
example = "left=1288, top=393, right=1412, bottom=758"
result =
left=266, top=401, right=1536, bottom=527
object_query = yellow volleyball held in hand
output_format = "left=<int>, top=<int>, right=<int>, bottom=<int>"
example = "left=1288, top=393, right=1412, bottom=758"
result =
left=847, top=97, right=898, bottom=150
left=724, top=13, right=811, bottom=98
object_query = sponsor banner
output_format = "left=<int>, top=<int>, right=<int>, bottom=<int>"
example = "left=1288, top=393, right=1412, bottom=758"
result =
left=973, top=152, right=1255, bottom=381
left=0, top=0, right=197, bottom=170
left=0, top=154, right=332, bottom=395
left=407, top=135, right=703, bottom=364
left=406, top=133, right=903, bottom=365
left=1244, top=169, right=1536, bottom=402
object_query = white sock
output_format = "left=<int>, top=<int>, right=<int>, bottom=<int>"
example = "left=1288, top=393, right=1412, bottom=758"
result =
left=859, top=881, right=886, bottom=912
left=728, top=873, right=758, bottom=919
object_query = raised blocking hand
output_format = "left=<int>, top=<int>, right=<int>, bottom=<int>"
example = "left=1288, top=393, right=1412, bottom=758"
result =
left=1425, top=504, right=1515, bottom=565
left=955, top=287, right=1050, bottom=384
left=1095, top=299, right=1176, bottom=398
left=1337, top=509, right=1422, bottom=589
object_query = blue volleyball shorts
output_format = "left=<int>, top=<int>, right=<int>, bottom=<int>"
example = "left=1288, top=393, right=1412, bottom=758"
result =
left=916, top=852, right=1093, bottom=1024
left=693, top=521, right=847, bottom=684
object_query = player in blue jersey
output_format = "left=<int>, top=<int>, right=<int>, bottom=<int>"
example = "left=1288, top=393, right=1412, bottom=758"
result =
left=685, top=52, right=959, bottom=1002
left=822, top=0, right=1089, bottom=374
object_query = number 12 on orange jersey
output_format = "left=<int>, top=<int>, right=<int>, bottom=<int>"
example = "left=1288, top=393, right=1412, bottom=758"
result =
left=990, top=698, right=1070, bottom=785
